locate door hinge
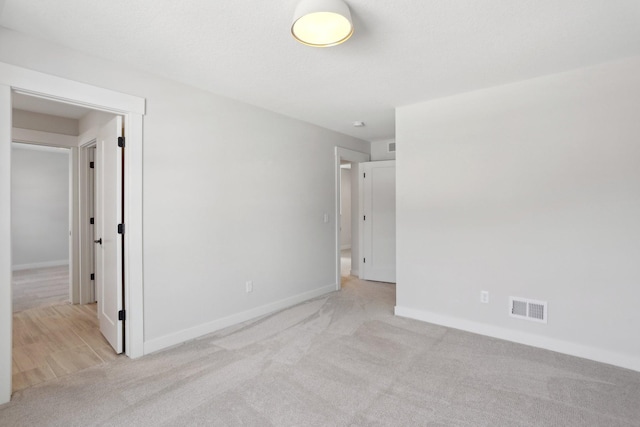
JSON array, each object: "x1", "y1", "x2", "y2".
[
  {"x1": 90, "y1": 273, "x2": 95, "y2": 281},
  {"x1": 118, "y1": 136, "x2": 125, "y2": 148},
  {"x1": 117, "y1": 223, "x2": 125, "y2": 234},
  {"x1": 363, "y1": 258, "x2": 366, "y2": 263},
  {"x1": 363, "y1": 172, "x2": 366, "y2": 178},
  {"x1": 363, "y1": 215, "x2": 366, "y2": 221},
  {"x1": 89, "y1": 161, "x2": 95, "y2": 169},
  {"x1": 118, "y1": 310, "x2": 126, "y2": 321},
  {"x1": 90, "y1": 217, "x2": 94, "y2": 225}
]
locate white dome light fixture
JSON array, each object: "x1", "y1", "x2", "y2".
[{"x1": 291, "y1": 0, "x2": 354, "y2": 47}]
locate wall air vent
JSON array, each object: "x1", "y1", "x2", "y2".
[
  {"x1": 388, "y1": 142, "x2": 396, "y2": 152},
  {"x1": 509, "y1": 297, "x2": 547, "y2": 323}
]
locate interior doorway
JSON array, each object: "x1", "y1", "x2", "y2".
[
  {"x1": 1, "y1": 63, "x2": 145, "y2": 404},
  {"x1": 334, "y1": 147, "x2": 370, "y2": 289},
  {"x1": 11, "y1": 142, "x2": 71, "y2": 312},
  {"x1": 10, "y1": 94, "x2": 132, "y2": 359},
  {"x1": 339, "y1": 162, "x2": 353, "y2": 284},
  {"x1": 9, "y1": 98, "x2": 121, "y2": 392}
]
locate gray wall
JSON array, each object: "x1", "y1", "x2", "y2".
[
  {"x1": 370, "y1": 139, "x2": 395, "y2": 161},
  {"x1": 11, "y1": 143, "x2": 70, "y2": 269},
  {"x1": 396, "y1": 56, "x2": 640, "y2": 371},
  {"x1": 0, "y1": 27, "x2": 369, "y2": 351}
]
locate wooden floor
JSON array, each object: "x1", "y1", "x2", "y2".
[
  {"x1": 12, "y1": 267, "x2": 120, "y2": 392},
  {"x1": 341, "y1": 248, "x2": 352, "y2": 281}
]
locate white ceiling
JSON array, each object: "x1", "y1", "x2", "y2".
[{"x1": 2, "y1": 0, "x2": 639, "y2": 142}]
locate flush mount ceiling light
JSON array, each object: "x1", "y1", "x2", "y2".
[{"x1": 291, "y1": 0, "x2": 354, "y2": 47}]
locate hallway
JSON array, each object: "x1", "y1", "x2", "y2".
[
  {"x1": 13, "y1": 302, "x2": 119, "y2": 392},
  {"x1": 340, "y1": 248, "x2": 351, "y2": 280},
  {"x1": 12, "y1": 267, "x2": 119, "y2": 392}
]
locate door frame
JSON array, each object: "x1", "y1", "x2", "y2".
[
  {"x1": 78, "y1": 140, "x2": 97, "y2": 305},
  {"x1": 334, "y1": 147, "x2": 370, "y2": 290},
  {"x1": 0, "y1": 62, "x2": 146, "y2": 403}
]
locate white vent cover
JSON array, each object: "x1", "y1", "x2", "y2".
[
  {"x1": 388, "y1": 142, "x2": 396, "y2": 152},
  {"x1": 509, "y1": 297, "x2": 547, "y2": 323}
]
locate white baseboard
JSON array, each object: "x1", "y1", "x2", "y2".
[
  {"x1": 340, "y1": 244, "x2": 351, "y2": 251},
  {"x1": 350, "y1": 269, "x2": 359, "y2": 277},
  {"x1": 144, "y1": 284, "x2": 337, "y2": 355},
  {"x1": 12, "y1": 260, "x2": 69, "y2": 271},
  {"x1": 394, "y1": 306, "x2": 640, "y2": 373}
]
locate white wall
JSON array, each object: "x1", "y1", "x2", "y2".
[
  {"x1": 78, "y1": 110, "x2": 115, "y2": 140},
  {"x1": 0, "y1": 84, "x2": 12, "y2": 403},
  {"x1": 395, "y1": 56, "x2": 640, "y2": 371},
  {"x1": 13, "y1": 109, "x2": 79, "y2": 136},
  {"x1": 11, "y1": 143, "x2": 70, "y2": 269},
  {"x1": 0, "y1": 27, "x2": 369, "y2": 352},
  {"x1": 340, "y1": 167, "x2": 351, "y2": 249},
  {"x1": 371, "y1": 139, "x2": 395, "y2": 161}
]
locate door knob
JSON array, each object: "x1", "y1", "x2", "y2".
[{"x1": 94, "y1": 238, "x2": 102, "y2": 245}]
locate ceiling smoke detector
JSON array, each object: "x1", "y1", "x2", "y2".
[{"x1": 352, "y1": 121, "x2": 365, "y2": 127}]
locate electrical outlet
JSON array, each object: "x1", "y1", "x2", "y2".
[
  {"x1": 480, "y1": 291, "x2": 489, "y2": 304},
  {"x1": 245, "y1": 281, "x2": 253, "y2": 293}
]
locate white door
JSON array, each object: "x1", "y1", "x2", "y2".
[
  {"x1": 95, "y1": 116, "x2": 124, "y2": 354},
  {"x1": 361, "y1": 160, "x2": 396, "y2": 283}
]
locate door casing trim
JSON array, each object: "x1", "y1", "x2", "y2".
[{"x1": 0, "y1": 62, "x2": 146, "y2": 404}]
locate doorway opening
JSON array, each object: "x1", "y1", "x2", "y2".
[
  {"x1": 11, "y1": 142, "x2": 71, "y2": 312},
  {"x1": 1, "y1": 64, "x2": 145, "y2": 403},
  {"x1": 339, "y1": 161, "x2": 353, "y2": 285},
  {"x1": 9, "y1": 96, "x2": 124, "y2": 392},
  {"x1": 334, "y1": 147, "x2": 370, "y2": 290}
]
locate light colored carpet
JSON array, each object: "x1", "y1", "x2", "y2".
[
  {"x1": 12, "y1": 266, "x2": 70, "y2": 312},
  {"x1": 2, "y1": 277, "x2": 639, "y2": 426}
]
